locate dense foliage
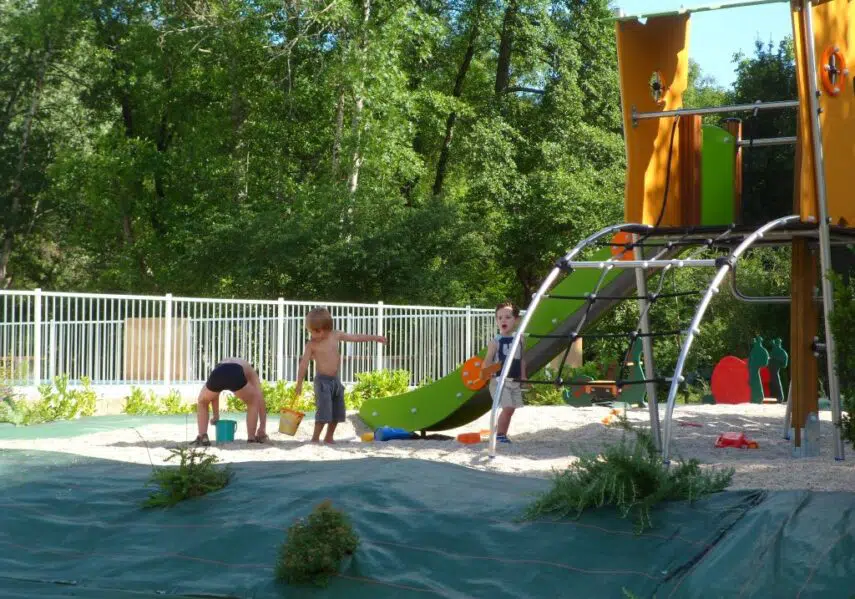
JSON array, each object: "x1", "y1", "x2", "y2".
[
  {"x1": 2, "y1": 0, "x2": 626, "y2": 306},
  {"x1": 3, "y1": 1, "x2": 824, "y2": 388}
]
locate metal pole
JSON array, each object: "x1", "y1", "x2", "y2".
[
  {"x1": 614, "y1": 0, "x2": 791, "y2": 21},
  {"x1": 737, "y1": 136, "x2": 797, "y2": 148},
  {"x1": 633, "y1": 100, "x2": 799, "y2": 123},
  {"x1": 277, "y1": 297, "x2": 285, "y2": 380},
  {"x1": 376, "y1": 301, "x2": 385, "y2": 371},
  {"x1": 632, "y1": 238, "x2": 662, "y2": 450},
  {"x1": 783, "y1": 380, "x2": 792, "y2": 440},
  {"x1": 804, "y1": 2, "x2": 844, "y2": 461},
  {"x1": 565, "y1": 258, "x2": 718, "y2": 269},
  {"x1": 164, "y1": 293, "x2": 173, "y2": 389},
  {"x1": 465, "y1": 305, "x2": 472, "y2": 356},
  {"x1": 33, "y1": 288, "x2": 41, "y2": 386}
]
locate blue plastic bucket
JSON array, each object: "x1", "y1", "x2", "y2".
[{"x1": 215, "y1": 419, "x2": 237, "y2": 443}]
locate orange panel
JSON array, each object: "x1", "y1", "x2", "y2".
[
  {"x1": 793, "y1": 0, "x2": 855, "y2": 225},
  {"x1": 616, "y1": 16, "x2": 691, "y2": 226}
]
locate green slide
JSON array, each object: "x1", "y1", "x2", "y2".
[{"x1": 359, "y1": 247, "x2": 645, "y2": 432}]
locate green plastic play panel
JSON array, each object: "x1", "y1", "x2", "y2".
[
  {"x1": 700, "y1": 124, "x2": 736, "y2": 226},
  {"x1": 359, "y1": 247, "x2": 624, "y2": 431}
]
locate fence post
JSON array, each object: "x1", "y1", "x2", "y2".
[
  {"x1": 163, "y1": 294, "x2": 173, "y2": 388},
  {"x1": 33, "y1": 288, "x2": 42, "y2": 387},
  {"x1": 376, "y1": 301, "x2": 384, "y2": 371},
  {"x1": 465, "y1": 305, "x2": 472, "y2": 357},
  {"x1": 277, "y1": 298, "x2": 285, "y2": 381}
]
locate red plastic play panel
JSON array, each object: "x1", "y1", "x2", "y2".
[
  {"x1": 711, "y1": 356, "x2": 750, "y2": 404},
  {"x1": 711, "y1": 356, "x2": 773, "y2": 404}
]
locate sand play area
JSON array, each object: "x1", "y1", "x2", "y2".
[{"x1": 1, "y1": 403, "x2": 853, "y2": 492}]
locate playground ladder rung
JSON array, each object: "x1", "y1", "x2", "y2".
[
  {"x1": 615, "y1": 377, "x2": 673, "y2": 388},
  {"x1": 561, "y1": 258, "x2": 718, "y2": 270},
  {"x1": 596, "y1": 239, "x2": 716, "y2": 250}
]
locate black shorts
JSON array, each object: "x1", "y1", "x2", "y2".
[{"x1": 205, "y1": 362, "x2": 248, "y2": 393}]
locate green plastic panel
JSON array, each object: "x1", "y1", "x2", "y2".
[
  {"x1": 700, "y1": 125, "x2": 737, "y2": 226},
  {"x1": 359, "y1": 247, "x2": 623, "y2": 431}
]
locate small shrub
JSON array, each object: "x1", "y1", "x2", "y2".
[
  {"x1": 123, "y1": 387, "x2": 194, "y2": 415},
  {"x1": 4, "y1": 375, "x2": 99, "y2": 425},
  {"x1": 144, "y1": 446, "x2": 232, "y2": 508},
  {"x1": 227, "y1": 380, "x2": 315, "y2": 413},
  {"x1": 345, "y1": 369, "x2": 410, "y2": 409},
  {"x1": 275, "y1": 500, "x2": 359, "y2": 587},
  {"x1": 523, "y1": 416, "x2": 733, "y2": 533},
  {"x1": 124, "y1": 387, "x2": 161, "y2": 415},
  {"x1": 160, "y1": 389, "x2": 194, "y2": 414}
]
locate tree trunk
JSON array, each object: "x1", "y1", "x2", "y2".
[
  {"x1": 347, "y1": 0, "x2": 371, "y2": 196},
  {"x1": 494, "y1": 0, "x2": 518, "y2": 96},
  {"x1": 433, "y1": 5, "x2": 481, "y2": 197},
  {"x1": 332, "y1": 89, "x2": 345, "y2": 177},
  {"x1": 0, "y1": 45, "x2": 51, "y2": 287}
]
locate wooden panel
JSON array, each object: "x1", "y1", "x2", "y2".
[
  {"x1": 723, "y1": 119, "x2": 744, "y2": 224},
  {"x1": 792, "y1": 0, "x2": 855, "y2": 225},
  {"x1": 679, "y1": 115, "x2": 703, "y2": 226},
  {"x1": 616, "y1": 15, "x2": 691, "y2": 226},
  {"x1": 123, "y1": 318, "x2": 188, "y2": 381},
  {"x1": 789, "y1": 239, "x2": 818, "y2": 446}
]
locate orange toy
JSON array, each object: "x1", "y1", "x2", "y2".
[
  {"x1": 610, "y1": 231, "x2": 635, "y2": 261},
  {"x1": 715, "y1": 432, "x2": 759, "y2": 449},
  {"x1": 457, "y1": 432, "x2": 482, "y2": 444},
  {"x1": 461, "y1": 356, "x2": 501, "y2": 390}
]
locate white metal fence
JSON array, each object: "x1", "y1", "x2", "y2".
[{"x1": 0, "y1": 290, "x2": 497, "y2": 388}]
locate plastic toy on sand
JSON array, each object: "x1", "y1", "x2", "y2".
[
  {"x1": 715, "y1": 432, "x2": 758, "y2": 449},
  {"x1": 461, "y1": 355, "x2": 501, "y2": 391}
]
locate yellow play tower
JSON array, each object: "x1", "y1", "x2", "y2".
[{"x1": 488, "y1": 0, "x2": 855, "y2": 462}]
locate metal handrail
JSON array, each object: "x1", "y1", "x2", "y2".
[
  {"x1": 660, "y1": 214, "x2": 800, "y2": 463},
  {"x1": 632, "y1": 100, "x2": 799, "y2": 124}
]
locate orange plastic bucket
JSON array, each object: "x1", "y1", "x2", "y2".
[{"x1": 279, "y1": 408, "x2": 305, "y2": 436}]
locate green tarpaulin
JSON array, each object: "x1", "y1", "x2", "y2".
[{"x1": 1, "y1": 446, "x2": 853, "y2": 598}]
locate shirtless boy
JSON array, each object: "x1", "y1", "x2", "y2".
[
  {"x1": 193, "y1": 358, "x2": 268, "y2": 446},
  {"x1": 295, "y1": 307, "x2": 387, "y2": 443}
]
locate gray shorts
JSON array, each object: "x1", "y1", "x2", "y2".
[{"x1": 313, "y1": 374, "x2": 346, "y2": 423}]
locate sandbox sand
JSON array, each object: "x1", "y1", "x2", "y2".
[{"x1": 1, "y1": 404, "x2": 853, "y2": 491}]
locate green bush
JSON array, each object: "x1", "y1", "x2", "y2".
[
  {"x1": 830, "y1": 272, "x2": 855, "y2": 446},
  {"x1": 144, "y1": 446, "x2": 232, "y2": 508},
  {"x1": 275, "y1": 500, "x2": 359, "y2": 587},
  {"x1": 524, "y1": 416, "x2": 733, "y2": 533},
  {"x1": 345, "y1": 369, "x2": 410, "y2": 409},
  {"x1": 226, "y1": 380, "x2": 315, "y2": 414},
  {"x1": 1, "y1": 375, "x2": 98, "y2": 426},
  {"x1": 123, "y1": 387, "x2": 194, "y2": 415}
]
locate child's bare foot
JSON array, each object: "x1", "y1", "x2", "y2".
[
  {"x1": 323, "y1": 438, "x2": 336, "y2": 445},
  {"x1": 310, "y1": 438, "x2": 321, "y2": 444}
]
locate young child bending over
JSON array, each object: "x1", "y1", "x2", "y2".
[
  {"x1": 295, "y1": 307, "x2": 387, "y2": 444},
  {"x1": 484, "y1": 301, "x2": 528, "y2": 443},
  {"x1": 193, "y1": 358, "x2": 268, "y2": 446}
]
